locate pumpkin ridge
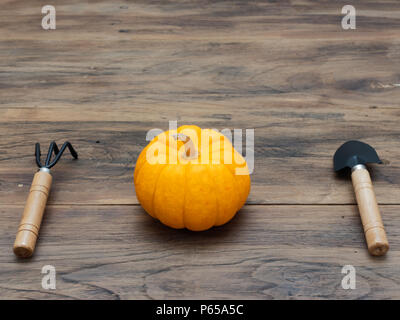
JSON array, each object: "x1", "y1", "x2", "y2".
[
  {"x1": 134, "y1": 155, "x2": 148, "y2": 183},
  {"x1": 208, "y1": 165, "x2": 220, "y2": 227},
  {"x1": 134, "y1": 138, "x2": 164, "y2": 183},
  {"x1": 151, "y1": 164, "x2": 168, "y2": 221},
  {"x1": 223, "y1": 162, "x2": 243, "y2": 212},
  {"x1": 182, "y1": 163, "x2": 188, "y2": 229}
]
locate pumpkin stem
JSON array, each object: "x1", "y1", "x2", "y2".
[{"x1": 174, "y1": 133, "x2": 198, "y2": 159}]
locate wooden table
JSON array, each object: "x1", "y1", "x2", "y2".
[{"x1": 1, "y1": 0, "x2": 400, "y2": 299}]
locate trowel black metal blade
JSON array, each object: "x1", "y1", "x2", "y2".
[{"x1": 333, "y1": 140, "x2": 382, "y2": 171}]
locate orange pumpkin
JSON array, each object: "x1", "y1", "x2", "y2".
[{"x1": 134, "y1": 125, "x2": 250, "y2": 231}]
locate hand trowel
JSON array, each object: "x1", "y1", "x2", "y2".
[{"x1": 334, "y1": 140, "x2": 389, "y2": 256}]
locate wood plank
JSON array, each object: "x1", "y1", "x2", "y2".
[
  {"x1": 0, "y1": 119, "x2": 399, "y2": 205},
  {"x1": 0, "y1": 0, "x2": 399, "y2": 113},
  {"x1": 0, "y1": 204, "x2": 399, "y2": 299},
  {"x1": 1, "y1": 36, "x2": 400, "y2": 114}
]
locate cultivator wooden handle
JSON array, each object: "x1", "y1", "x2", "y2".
[
  {"x1": 351, "y1": 165, "x2": 389, "y2": 256},
  {"x1": 13, "y1": 169, "x2": 52, "y2": 258}
]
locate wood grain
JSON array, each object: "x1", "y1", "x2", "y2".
[
  {"x1": 0, "y1": 0, "x2": 400, "y2": 299},
  {"x1": 1, "y1": 204, "x2": 400, "y2": 299}
]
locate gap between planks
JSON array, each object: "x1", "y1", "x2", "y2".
[{"x1": 1, "y1": 203, "x2": 400, "y2": 208}]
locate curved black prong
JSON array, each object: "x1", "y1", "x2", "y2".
[
  {"x1": 45, "y1": 141, "x2": 57, "y2": 167},
  {"x1": 35, "y1": 143, "x2": 43, "y2": 168},
  {"x1": 47, "y1": 141, "x2": 78, "y2": 169},
  {"x1": 53, "y1": 142, "x2": 60, "y2": 155},
  {"x1": 66, "y1": 142, "x2": 78, "y2": 159}
]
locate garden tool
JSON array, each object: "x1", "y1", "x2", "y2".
[
  {"x1": 13, "y1": 141, "x2": 78, "y2": 258},
  {"x1": 333, "y1": 140, "x2": 389, "y2": 256}
]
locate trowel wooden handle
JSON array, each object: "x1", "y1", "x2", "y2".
[
  {"x1": 351, "y1": 167, "x2": 389, "y2": 256},
  {"x1": 13, "y1": 170, "x2": 52, "y2": 258}
]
